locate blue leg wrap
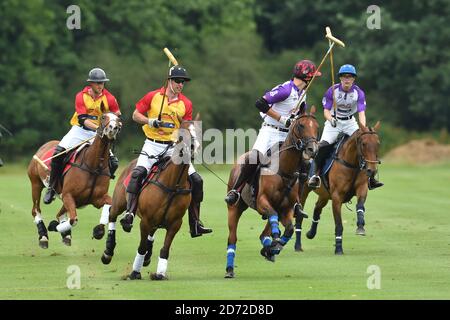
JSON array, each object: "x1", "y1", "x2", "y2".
[
  {"x1": 226, "y1": 244, "x2": 236, "y2": 269},
  {"x1": 269, "y1": 215, "x2": 280, "y2": 237},
  {"x1": 261, "y1": 236, "x2": 272, "y2": 247},
  {"x1": 280, "y1": 235, "x2": 291, "y2": 246}
]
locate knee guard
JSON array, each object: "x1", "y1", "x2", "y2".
[
  {"x1": 189, "y1": 172, "x2": 203, "y2": 203},
  {"x1": 126, "y1": 166, "x2": 147, "y2": 194}
]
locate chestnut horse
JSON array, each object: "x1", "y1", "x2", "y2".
[
  {"x1": 294, "y1": 122, "x2": 381, "y2": 254},
  {"x1": 97, "y1": 129, "x2": 192, "y2": 281},
  {"x1": 27, "y1": 113, "x2": 122, "y2": 248},
  {"x1": 225, "y1": 105, "x2": 319, "y2": 278}
]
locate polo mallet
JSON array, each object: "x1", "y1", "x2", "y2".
[
  {"x1": 32, "y1": 136, "x2": 94, "y2": 171},
  {"x1": 292, "y1": 26, "x2": 345, "y2": 114},
  {"x1": 326, "y1": 27, "x2": 339, "y2": 120},
  {"x1": 155, "y1": 48, "x2": 179, "y2": 129}
]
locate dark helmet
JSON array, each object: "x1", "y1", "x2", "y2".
[
  {"x1": 293, "y1": 60, "x2": 321, "y2": 81},
  {"x1": 87, "y1": 68, "x2": 109, "y2": 82},
  {"x1": 338, "y1": 64, "x2": 357, "y2": 77},
  {"x1": 168, "y1": 65, "x2": 191, "y2": 81}
]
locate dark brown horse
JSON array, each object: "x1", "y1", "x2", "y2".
[
  {"x1": 294, "y1": 122, "x2": 381, "y2": 254},
  {"x1": 27, "y1": 113, "x2": 122, "y2": 248},
  {"x1": 97, "y1": 128, "x2": 192, "y2": 281},
  {"x1": 225, "y1": 105, "x2": 319, "y2": 278}
]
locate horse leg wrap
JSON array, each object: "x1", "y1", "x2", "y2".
[
  {"x1": 156, "y1": 257, "x2": 168, "y2": 276},
  {"x1": 100, "y1": 204, "x2": 111, "y2": 225},
  {"x1": 132, "y1": 251, "x2": 147, "y2": 273},
  {"x1": 36, "y1": 220, "x2": 48, "y2": 237},
  {"x1": 226, "y1": 244, "x2": 236, "y2": 269},
  {"x1": 105, "y1": 230, "x2": 116, "y2": 256},
  {"x1": 269, "y1": 215, "x2": 280, "y2": 239},
  {"x1": 261, "y1": 236, "x2": 272, "y2": 247},
  {"x1": 56, "y1": 220, "x2": 72, "y2": 233},
  {"x1": 356, "y1": 204, "x2": 365, "y2": 227}
]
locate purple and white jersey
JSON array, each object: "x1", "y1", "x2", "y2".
[
  {"x1": 322, "y1": 84, "x2": 366, "y2": 118},
  {"x1": 260, "y1": 80, "x2": 306, "y2": 127}
]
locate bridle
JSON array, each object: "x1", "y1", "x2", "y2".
[
  {"x1": 356, "y1": 130, "x2": 381, "y2": 172},
  {"x1": 280, "y1": 114, "x2": 318, "y2": 155}
]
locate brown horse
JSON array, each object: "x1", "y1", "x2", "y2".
[
  {"x1": 225, "y1": 105, "x2": 319, "y2": 278},
  {"x1": 27, "y1": 113, "x2": 122, "y2": 248},
  {"x1": 294, "y1": 122, "x2": 381, "y2": 254},
  {"x1": 97, "y1": 129, "x2": 192, "y2": 281}
]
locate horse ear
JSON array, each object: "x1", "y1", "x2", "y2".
[
  {"x1": 299, "y1": 101, "x2": 306, "y2": 115},
  {"x1": 100, "y1": 101, "x2": 106, "y2": 114},
  {"x1": 194, "y1": 112, "x2": 201, "y2": 121},
  {"x1": 309, "y1": 105, "x2": 316, "y2": 115},
  {"x1": 373, "y1": 120, "x2": 381, "y2": 131}
]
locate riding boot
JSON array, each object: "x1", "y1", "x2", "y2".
[
  {"x1": 109, "y1": 150, "x2": 119, "y2": 179},
  {"x1": 224, "y1": 151, "x2": 260, "y2": 206},
  {"x1": 43, "y1": 146, "x2": 66, "y2": 204},
  {"x1": 308, "y1": 142, "x2": 330, "y2": 189},
  {"x1": 120, "y1": 166, "x2": 147, "y2": 232},
  {"x1": 368, "y1": 177, "x2": 384, "y2": 190},
  {"x1": 188, "y1": 200, "x2": 212, "y2": 238},
  {"x1": 189, "y1": 172, "x2": 212, "y2": 237}
]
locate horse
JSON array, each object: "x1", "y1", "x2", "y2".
[
  {"x1": 225, "y1": 105, "x2": 319, "y2": 278},
  {"x1": 27, "y1": 112, "x2": 122, "y2": 248},
  {"x1": 96, "y1": 127, "x2": 192, "y2": 281},
  {"x1": 294, "y1": 122, "x2": 382, "y2": 254}
]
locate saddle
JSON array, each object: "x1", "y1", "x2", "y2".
[
  {"x1": 42, "y1": 144, "x2": 90, "y2": 185},
  {"x1": 123, "y1": 156, "x2": 172, "y2": 192}
]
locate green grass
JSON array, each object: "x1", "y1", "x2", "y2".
[{"x1": 0, "y1": 162, "x2": 449, "y2": 300}]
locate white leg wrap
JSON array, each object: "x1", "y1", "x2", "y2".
[
  {"x1": 147, "y1": 235, "x2": 155, "y2": 242},
  {"x1": 34, "y1": 213, "x2": 43, "y2": 224},
  {"x1": 56, "y1": 220, "x2": 72, "y2": 233},
  {"x1": 108, "y1": 222, "x2": 116, "y2": 231},
  {"x1": 100, "y1": 204, "x2": 111, "y2": 225},
  {"x1": 156, "y1": 257, "x2": 168, "y2": 275},
  {"x1": 132, "y1": 251, "x2": 146, "y2": 272}
]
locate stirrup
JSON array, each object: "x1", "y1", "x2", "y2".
[{"x1": 224, "y1": 190, "x2": 240, "y2": 206}]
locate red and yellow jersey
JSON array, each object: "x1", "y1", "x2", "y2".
[
  {"x1": 70, "y1": 86, "x2": 120, "y2": 127},
  {"x1": 135, "y1": 87, "x2": 193, "y2": 141}
]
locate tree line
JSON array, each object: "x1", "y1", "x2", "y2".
[{"x1": 0, "y1": 0, "x2": 448, "y2": 160}]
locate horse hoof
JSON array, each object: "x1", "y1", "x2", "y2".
[
  {"x1": 48, "y1": 220, "x2": 59, "y2": 232},
  {"x1": 294, "y1": 244, "x2": 303, "y2": 252},
  {"x1": 356, "y1": 227, "x2": 366, "y2": 236},
  {"x1": 143, "y1": 259, "x2": 151, "y2": 267},
  {"x1": 39, "y1": 236, "x2": 49, "y2": 249},
  {"x1": 92, "y1": 225, "x2": 105, "y2": 240},
  {"x1": 335, "y1": 249, "x2": 344, "y2": 255},
  {"x1": 101, "y1": 253, "x2": 112, "y2": 265},
  {"x1": 150, "y1": 273, "x2": 168, "y2": 281},
  {"x1": 224, "y1": 271, "x2": 235, "y2": 279},
  {"x1": 62, "y1": 235, "x2": 72, "y2": 246},
  {"x1": 127, "y1": 271, "x2": 142, "y2": 280},
  {"x1": 306, "y1": 231, "x2": 315, "y2": 239},
  {"x1": 260, "y1": 247, "x2": 276, "y2": 262}
]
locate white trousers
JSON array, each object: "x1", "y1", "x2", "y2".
[
  {"x1": 252, "y1": 125, "x2": 289, "y2": 155},
  {"x1": 320, "y1": 118, "x2": 359, "y2": 144},
  {"x1": 59, "y1": 126, "x2": 96, "y2": 149},
  {"x1": 136, "y1": 139, "x2": 195, "y2": 175}
]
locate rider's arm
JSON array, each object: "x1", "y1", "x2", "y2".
[
  {"x1": 358, "y1": 111, "x2": 366, "y2": 127},
  {"x1": 266, "y1": 108, "x2": 282, "y2": 122},
  {"x1": 132, "y1": 109, "x2": 150, "y2": 125},
  {"x1": 323, "y1": 109, "x2": 334, "y2": 122}
]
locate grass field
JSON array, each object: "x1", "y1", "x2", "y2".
[{"x1": 0, "y1": 162, "x2": 449, "y2": 300}]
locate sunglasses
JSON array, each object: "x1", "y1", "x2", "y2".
[{"x1": 173, "y1": 78, "x2": 186, "y2": 84}]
